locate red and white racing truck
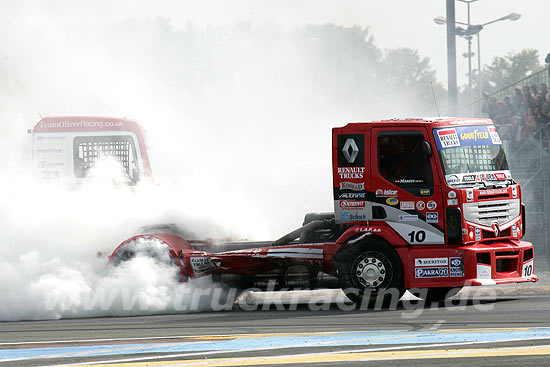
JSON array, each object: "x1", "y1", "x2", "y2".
[
  {"x1": 110, "y1": 117, "x2": 537, "y2": 304},
  {"x1": 25, "y1": 116, "x2": 152, "y2": 188}
]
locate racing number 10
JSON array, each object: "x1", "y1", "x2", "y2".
[
  {"x1": 408, "y1": 230, "x2": 426, "y2": 243},
  {"x1": 523, "y1": 262, "x2": 533, "y2": 277}
]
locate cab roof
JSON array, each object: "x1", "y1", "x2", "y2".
[{"x1": 335, "y1": 117, "x2": 494, "y2": 131}]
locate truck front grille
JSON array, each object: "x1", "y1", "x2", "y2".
[{"x1": 463, "y1": 199, "x2": 520, "y2": 226}]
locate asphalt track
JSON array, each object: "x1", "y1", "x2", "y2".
[{"x1": 2, "y1": 274, "x2": 550, "y2": 367}]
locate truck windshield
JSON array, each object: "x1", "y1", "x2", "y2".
[
  {"x1": 433, "y1": 125, "x2": 510, "y2": 184},
  {"x1": 438, "y1": 144, "x2": 508, "y2": 175},
  {"x1": 73, "y1": 135, "x2": 140, "y2": 183}
]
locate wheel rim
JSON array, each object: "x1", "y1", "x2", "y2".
[{"x1": 351, "y1": 251, "x2": 393, "y2": 292}]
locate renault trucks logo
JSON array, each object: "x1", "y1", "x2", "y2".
[
  {"x1": 342, "y1": 139, "x2": 359, "y2": 163},
  {"x1": 337, "y1": 134, "x2": 364, "y2": 167},
  {"x1": 436, "y1": 128, "x2": 460, "y2": 148},
  {"x1": 492, "y1": 222, "x2": 500, "y2": 237}
]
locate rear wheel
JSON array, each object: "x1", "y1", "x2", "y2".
[{"x1": 336, "y1": 239, "x2": 405, "y2": 307}]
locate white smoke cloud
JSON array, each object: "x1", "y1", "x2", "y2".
[{"x1": 0, "y1": 2, "x2": 440, "y2": 321}]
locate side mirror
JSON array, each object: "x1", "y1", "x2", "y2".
[{"x1": 423, "y1": 140, "x2": 433, "y2": 158}]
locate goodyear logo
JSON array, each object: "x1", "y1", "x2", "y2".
[{"x1": 460, "y1": 129, "x2": 489, "y2": 141}]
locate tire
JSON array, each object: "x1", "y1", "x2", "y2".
[
  {"x1": 420, "y1": 287, "x2": 463, "y2": 303},
  {"x1": 336, "y1": 239, "x2": 405, "y2": 307}
]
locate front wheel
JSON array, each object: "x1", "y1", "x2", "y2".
[{"x1": 336, "y1": 239, "x2": 405, "y2": 307}]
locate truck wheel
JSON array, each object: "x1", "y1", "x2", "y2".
[
  {"x1": 336, "y1": 240, "x2": 405, "y2": 307},
  {"x1": 419, "y1": 287, "x2": 462, "y2": 303}
]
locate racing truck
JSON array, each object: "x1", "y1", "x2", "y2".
[
  {"x1": 110, "y1": 117, "x2": 538, "y2": 305},
  {"x1": 24, "y1": 116, "x2": 153, "y2": 188}
]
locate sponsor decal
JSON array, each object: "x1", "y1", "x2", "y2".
[
  {"x1": 475, "y1": 227, "x2": 481, "y2": 241},
  {"x1": 340, "y1": 182, "x2": 364, "y2": 191},
  {"x1": 460, "y1": 129, "x2": 489, "y2": 141},
  {"x1": 448, "y1": 191, "x2": 457, "y2": 199},
  {"x1": 466, "y1": 189, "x2": 474, "y2": 202},
  {"x1": 39, "y1": 120, "x2": 125, "y2": 129},
  {"x1": 511, "y1": 186, "x2": 517, "y2": 198},
  {"x1": 190, "y1": 256, "x2": 214, "y2": 274},
  {"x1": 386, "y1": 197, "x2": 399, "y2": 206},
  {"x1": 426, "y1": 200, "x2": 437, "y2": 210},
  {"x1": 512, "y1": 224, "x2": 517, "y2": 237},
  {"x1": 400, "y1": 201, "x2": 415, "y2": 210},
  {"x1": 415, "y1": 257, "x2": 448, "y2": 267},
  {"x1": 357, "y1": 227, "x2": 382, "y2": 233},
  {"x1": 420, "y1": 188, "x2": 431, "y2": 196},
  {"x1": 450, "y1": 257, "x2": 464, "y2": 277},
  {"x1": 483, "y1": 188, "x2": 508, "y2": 195},
  {"x1": 339, "y1": 192, "x2": 365, "y2": 199},
  {"x1": 436, "y1": 128, "x2": 460, "y2": 148},
  {"x1": 447, "y1": 175, "x2": 460, "y2": 184},
  {"x1": 36, "y1": 135, "x2": 65, "y2": 141},
  {"x1": 486, "y1": 173, "x2": 497, "y2": 181},
  {"x1": 340, "y1": 200, "x2": 366, "y2": 209},
  {"x1": 488, "y1": 126, "x2": 502, "y2": 144},
  {"x1": 415, "y1": 267, "x2": 449, "y2": 278},
  {"x1": 477, "y1": 264, "x2": 492, "y2": 279},
  {"x1": 447, "y1": 198, "x2": 458, "y2": 206},
  {"x1": 463, "y1": 175, "x2": 476, "y2": 183},
  {"x1": 426, "y1": 212, "x2": 438, "y2": 223},
  {"x1": 337, "y1": 134, "x2": 365, "y2": 167},
  {"x1": 395, "y1": 178, "x2": 424, "y2": 184},
  {"x1": 340, "y1": 212, "x2": 367, "y2": 221},
  {"x1": 416, "y1": 201, "x2": 425, "y2": 211},
  {"x1": 36, "y1": 148, "x2": 63, "y2": 153},
  {"x1": 38, "y1": 161, "x2": 65, "y2": 168},
  {"x1": 376, "y1": 189, "x2": 398, "y2": 197},
  {"x1": 337, "y1": 167, "x2": 365, "y2": 179},
  {"x1": 494, "y1": 172, "x2": 507, "y2": 180},
  {"x1": 398, "y1": 214, "x2": 418, "y2": 221}
]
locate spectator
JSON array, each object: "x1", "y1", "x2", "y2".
[
  {"x1": 540, "y1": 83, "x2": 548, "y2": 100},
  {"x1": 513, "y1": 87, "x2": 527, "y2": 117},
  {"x1": 543, "y1": 93, "x2": 550, "y2": 116},
  {"x1": 531, "y1": 84, "x2": 539, "y2": 98},
  {"x1": 484, "y1": 96, "x2": 498, "y2": 121},
  {"x1": 514, "y1": 106, "x2": 537, "y2": 144},
  {"x1": 502, "y1": 95, "x2": 516, "y2": 123},
  {"x1": 523, "y1": 87, "x2": 535, "y2": 109},
  {"x1": 534, "y1": 105, "x2": 548, "y2": 125}
]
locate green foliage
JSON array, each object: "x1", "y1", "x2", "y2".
[{"x1": 482, "y1": 49, "x2": 543, "y2": 92}]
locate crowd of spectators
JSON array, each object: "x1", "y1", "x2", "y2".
[{"x1": 483, "y1": 82, "x2": 550, "y2": 144}]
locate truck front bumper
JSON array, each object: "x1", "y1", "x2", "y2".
[{"x1": 398, "y1": 240, "x2": 538, "y2": 289}]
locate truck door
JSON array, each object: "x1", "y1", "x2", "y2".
[{"x1": 371, "y1": 127, "x2": 444, "y2": 245}]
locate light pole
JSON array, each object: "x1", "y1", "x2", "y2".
[{"x1": 435, "y1": 6, "x2": 521, "y2": 112}]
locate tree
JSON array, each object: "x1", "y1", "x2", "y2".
[
  {"x1": 482, "y1": 49, "x2": 543, "y2": 93},
  {"x1": 380, "y1": 48, "x2": 446, "y2": 115}
]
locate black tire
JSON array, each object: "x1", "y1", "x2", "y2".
[
  {"x1": 420, "y1": 287, "x2": 463, "y2": 303},
  {"x1": 335, "y1": 239, "x2": 405, "y2": 307}
]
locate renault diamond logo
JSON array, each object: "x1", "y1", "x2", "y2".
[
  {"x1": 342, "y1": 138, "x2": 359, "y2": 163},
  {"x1": 492, "y1": 222, "x2": 500, "y2": 237}
]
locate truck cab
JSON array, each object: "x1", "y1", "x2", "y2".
[
  {"x1": 25, "y1": 116, "x2": 152, "y2": 188},
  {"x1": 332, "y1": 117, "x2": 535, "y2": 291}
]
